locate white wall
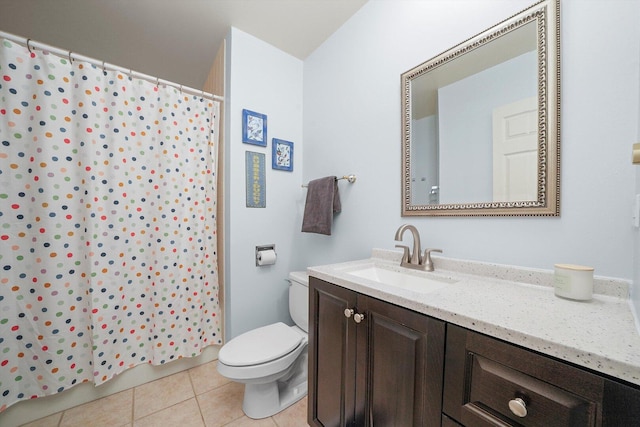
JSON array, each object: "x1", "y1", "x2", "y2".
[
  {"x1": 300, "y1": 0, "x2": 640, "y2": 286},
  {"x1": 225, "y1": 28, "x2": 304, "y2": 339}
]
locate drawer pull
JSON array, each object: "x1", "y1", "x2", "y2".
[
  {"x1": 508, "y1": 397, "x2": 528, "y2": 418},
  {"x1": 344, "y1": 308, "x2": 354, "y2": 318},
  {"x1": 354, "y1": 313, "x2": 366, "y2": 323}
]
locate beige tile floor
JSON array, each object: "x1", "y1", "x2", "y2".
[{"x1": 20, "y1": 360, "x2": 308, "y2": 427}]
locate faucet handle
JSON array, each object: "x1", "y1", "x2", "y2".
[
  {"x1": 421, "y1": 248, "x2": 442, "y2": 271},
  {"x1": 395, "y1": 245, "x2": 411, "y2": 264}
]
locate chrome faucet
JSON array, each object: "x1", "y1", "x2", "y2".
[{"x1": 394, "y1": 224, "x2": 442, "y2": 271}]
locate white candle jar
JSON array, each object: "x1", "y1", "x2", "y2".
[{"x1": 554, "y1": 264, "x2": 594, "y2": 301}]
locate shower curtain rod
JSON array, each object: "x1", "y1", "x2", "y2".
[{"x1": 0, "y1": 30, "x2": 224, "y2": 102}]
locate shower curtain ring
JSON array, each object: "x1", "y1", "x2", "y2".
[
  {"x1": 26, "y1": 38, "x2": 32, "y2": 53},
  {"x1": 68, "y1": 51, "x2": 73, "y2": 64},
  {"x1": 102, "y1": 60, "x2": 106, "y2": 73},
  {"x1": 180, "y1": 85, "x2": 183, "y2": 94},
  {"x1": 156, "y1": 77, "x2": 160, "y2": 88}
]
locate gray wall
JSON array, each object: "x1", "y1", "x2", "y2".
[
  {"x1": 299, "y1": 0, "x2": 639, "y2": 286},
  {"x1": 225, "y1": 28, "x2": 304, "y2": 339},
  {"x1": 223, "y1": 0, "x2": 640, "y2": 339}
]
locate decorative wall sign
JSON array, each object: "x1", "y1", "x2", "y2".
[
  {"x1": 246, "y1": 151, "x2": 266, "y2": 208},
  {"x1": 242, "y1": 109, "x2": 267, "y2": 146},
  {"x1": 272, "y1": 138, "x2": 294, "y2": 172}
]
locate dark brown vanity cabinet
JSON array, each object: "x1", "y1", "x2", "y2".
[
  {"x1": 443, "y1": 324, "x2": 640, "y2": 427},
  {"x1": 308, "y1": 277, "x2": 446, "y2": 427},
  {"x1": 308, "y1": 277, "x2": 640, "y2": 426}
]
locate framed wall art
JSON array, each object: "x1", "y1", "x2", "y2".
[
  {"x1": 272, "y1": 138, "x2": 294, "y2": 172},
  {"x1": 242, "y1": 109, "x2": 267, "y2": 146},
  {"x1": 245, "y1": 151, "x2": 266, "y2": 208}
]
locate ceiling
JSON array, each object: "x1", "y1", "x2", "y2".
[{"x1": 0, "y1": 0, "x2": 368, "y2": 89}]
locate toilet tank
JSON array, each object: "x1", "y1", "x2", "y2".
[{"x1": 288, "y1": 271, "x2": 309, "y2": 332}]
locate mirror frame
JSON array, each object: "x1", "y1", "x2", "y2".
[{"x1": 401, "y1": 0, "x2": 560, "y2": 217}]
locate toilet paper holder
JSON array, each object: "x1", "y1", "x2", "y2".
[{"x1": 256, "y1": 244, "x2": 277, "y2": 266}]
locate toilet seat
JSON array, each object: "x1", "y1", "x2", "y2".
[{"x1": 219, "y1": 322, "x2": 303, "y2": 367}]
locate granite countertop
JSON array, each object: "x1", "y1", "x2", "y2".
[{"x1": 308, "y1": 249, "x2": 640, "y2": 387}]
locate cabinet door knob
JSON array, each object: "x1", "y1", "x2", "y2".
[
  {"x1": 344, "y1": 308, "x2": 354, "y2": 318},
  {"x1": 354, "y1": 313, "x2": 365, "y2": 323},
  {"x1": 508, "y1": 397, "x2": 527, "y2": 417}
]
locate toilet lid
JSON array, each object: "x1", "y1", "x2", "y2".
[{"x1": 218, "y1": 322, "x2": 303, "y2": 367}]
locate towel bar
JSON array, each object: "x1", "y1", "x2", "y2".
[{"x1": 302, "y1": 174, "x2": 356, "y2": 188}]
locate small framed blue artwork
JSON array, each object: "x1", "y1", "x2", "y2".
[
  {"x1": 242, "y1": 109, "x2": 267, "y2": 146},
  {"x1": 272, "y1": 139, "x2": 294, "y2": 172},
  {"x1": 246, "y1": 151, "x2": 266, "y2": 208}
]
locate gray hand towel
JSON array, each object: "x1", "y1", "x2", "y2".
[{"x1": 301, "y1": 176, "x2": 341, "y2": 235}]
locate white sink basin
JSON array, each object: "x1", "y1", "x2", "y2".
[{"x1": 346, "y1": 265, "x2": 456, "y2": 293}]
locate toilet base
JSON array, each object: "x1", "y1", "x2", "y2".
[
  {"x1": 241, "y1": 350, "x2": 308, "y2": 419},
  {"x1": 242, "y1": 377, "x2": 307, "y2": 419}
]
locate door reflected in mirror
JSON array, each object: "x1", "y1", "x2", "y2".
[{"x1": 402, "y1": 0, "x2": 560, "y2": 216}]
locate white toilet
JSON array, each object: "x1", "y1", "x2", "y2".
[{"x1": 217, "y1": 271, "x2": 309, "y2": 419}]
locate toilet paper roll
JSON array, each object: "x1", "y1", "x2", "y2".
[{"x1": 257, "y1": 249, "x2": 277, "y2": 266}]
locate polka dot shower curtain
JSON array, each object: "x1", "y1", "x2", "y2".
[{"x1": 0, "y1": 38, "x2": 222, "y2": 411}]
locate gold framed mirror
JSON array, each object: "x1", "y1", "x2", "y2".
[{"x1": 401, "y1": 0, "x2": 560, "y2": 216}]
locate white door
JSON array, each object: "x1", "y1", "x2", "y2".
[{"x1": 492, "y1": 97, "x2": 538, "y2": 202}]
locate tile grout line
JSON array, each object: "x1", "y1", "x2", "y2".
[
  {"x1": 131, "y1": 372, "x2": 195, "y2": 424},
  {"x1": 58, "y1": 408, "x2": 66, "y2": 427},
  {"x1": 186, "y1": 367, "x2": 207, "y2": 426},
  {"x1": 131, "y1": 384, "x2": 136, "y2": 425}
]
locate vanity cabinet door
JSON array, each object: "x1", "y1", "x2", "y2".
[
  {"x1": 308, "y1": 277, "x2": 358, "y2": 427},
  {"x1": 309, "y1": 277, "x2": 446, "y2": 427},
  {"x1": 357, "y1": 295, "x2": 445, "y2": 426},
  {"x1": 602, "y1": 378, "x2": 640, "y2": 426}
]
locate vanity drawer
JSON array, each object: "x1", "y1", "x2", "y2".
[
  {"x1": 443, "y1": 325, "x2": 604, "y2": 427},
  {"x1": 463, "y1": 354, "x2": 596, "y2": 426}
]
